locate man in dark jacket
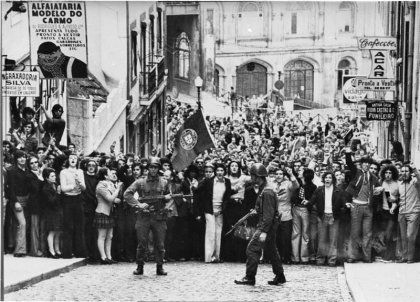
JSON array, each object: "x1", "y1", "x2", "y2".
[
  {"x1": 235, "y1": 163, "x2": 286, "y2": 286},
  {"x1": 344, "y1": 147, "x2": 381, "y2": 263},
  {"x1": 196, "y1": 163, "x2": 232, "y2": 263},
  {"x1": 306, "y1": 172, "x2": 349, "y2": 266}
]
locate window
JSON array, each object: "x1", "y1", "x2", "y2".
[
  {"x1": 176, "y1": 32, "x2": 190, "y2": 79},
  {"x1": 337, "y1": 59, "x2": 351, "y2": 90},
  {"x1": 291, "y1": 13, "x2": 297, "y2": 34},
  {"x1": 238, "y1": 2, "x2": 264, "y2": 38},
  {"x1": 141, "y1": 23, "x2": 147, "y2": 94},
  {"x1": 287, "y1": 2, "x2": 312, "y2": 36},
  {"x1": 150, "y1": 15, "x2": 155, "y2": 58},
  {"x1": 130, "y1": 29, "x2": 138, "y2": 87},
  {"x1": 338, "y1": 2, "x2": 355, "y2": 33},
  {"x1": 284, "y1": 60, "x2": 314, "y2": 101},
  {"x1": 157, "y1": 9, "x2": 162, "y2": 50}
]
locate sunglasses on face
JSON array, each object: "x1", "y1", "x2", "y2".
[
  {"x1": 87, "y1": 164, "x2": 96, "y2": 167},
  {"x1": 30, "y1": 161, "x2": 38, "y2": 164}
]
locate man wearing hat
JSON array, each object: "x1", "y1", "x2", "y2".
[
  {"x1": 124, "y1": 157, "x2": 171, "y2": 276},
  {"x1": 35, "y1": 41, "x2": 87, "y2": 79}
]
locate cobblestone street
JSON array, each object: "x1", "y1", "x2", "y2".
[{"x1": 6, "y1": 262, "x2": 352, "y2": 301}]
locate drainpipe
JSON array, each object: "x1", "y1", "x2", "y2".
[
  {"x1": 126, "y1": 1, "x2": 130, "y2": 153},
  {"x1": 404, "y1": 2, "x2": 415, "y2": 160}
]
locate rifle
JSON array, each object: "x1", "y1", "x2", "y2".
[
  {"x1": 225, "y1": 209, "x2": 257, "y2": 236},
  {"x1": 135, "y1": 194, "x2": 193, "y2": 213}
]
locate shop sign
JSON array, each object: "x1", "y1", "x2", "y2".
[
  {"x1": 28, "y1": 1, "x2": 88, "y2": 79},
  {"x1": 355, "y1": 77, "x2": 396, "y2": 91},
  {"x1": 357, "y1": 37, "x2": 397, "y2": 50},
  {"x1": 365, "y1": 101, "x2": 396, "y2": 121},
  {"x1": 1, "y1": 71, "x2": 40, "y2": 97},
  {"x1": 368, "y1": 50, "x2": 393, "y2": 79},
  {"x1": 342, "y1": 76, "x2": 367, "y2": 103}
]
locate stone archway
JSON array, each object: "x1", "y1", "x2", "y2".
[{"x1": 236, "y1": 62, "x2": 267, "y2": 98}]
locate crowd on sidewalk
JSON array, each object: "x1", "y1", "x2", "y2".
[{"x1": 3, "y1": 96, "x2": 420, "y2": 270}]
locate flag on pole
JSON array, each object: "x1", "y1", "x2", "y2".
[{"x1": 171, "y1": 109, "x2": 216, "y2": 171}]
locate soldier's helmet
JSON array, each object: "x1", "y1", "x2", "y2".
[
  {"x1": 249, "y1": 163, "x2": 268, "y2": 177},
  {"x1": 149, "y1": 157, "x2": 161, "y2": 167}
]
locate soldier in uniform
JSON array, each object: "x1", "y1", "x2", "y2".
[
  {"x1": 235, "y1": 163, "x2": 286, "y2": 286},
  {"x1": 124, "y1": 157, "x2": 171, "y2": 276}
]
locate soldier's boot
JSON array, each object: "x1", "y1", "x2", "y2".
[
  {"x1": 133, "y1": 264, "x2": 144, "y2": 275},
  {"x1": 267, "y1": 273, "x2": 286, "y2": 285},
  {"x1": 156, "y1": 265, "x2": 168, "y2": 276},
  {"x1": 234, "y1": 276, "x2": 256, "y2": 286}
]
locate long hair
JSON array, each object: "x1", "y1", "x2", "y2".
[
  {"x1": 379, "y1": 164, "x2": 399, "y2": 181},
  {"x1": 227, "y1": 160, "x2": 241, "y2": 177},
  {"x1": 322, "y1": 171, "x2": 337, "y2": 185}
]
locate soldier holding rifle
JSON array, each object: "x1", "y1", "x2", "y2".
[
  {"x1": 124, "y1": 157, "x2": 172, "y2": 276},
  {"x1": 234, "y1": 163, "x2": 286, "y2": 286}
]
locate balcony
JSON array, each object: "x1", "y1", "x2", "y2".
[
  {"x1": 147, "y1": 66, "x2": 157, "y2": 95},
  {"x1": 158, "y1": 59, "x2": 165, "y2": 85}
]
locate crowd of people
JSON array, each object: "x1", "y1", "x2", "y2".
[{"x1": 2, "y1": 98, "x2": 420, "y2": 277}]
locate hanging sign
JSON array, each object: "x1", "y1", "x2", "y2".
[
  {"x1": 357, "y1": 37, "x2": 397, "y2": 50},
  {"x1": 28, "y1": 1, "x2": 88, "y2": 79},
  {"x1": 1, "y1": 71, "x2": 40, "y2": 97},
  {"x1": 368, "y1": 50, "x2": 393, "y2": 79},
  {"x1": 365, "y1": 101, "x2": 396, "y2": 121},
  {"x1": 342, "y1": 75, "x2": 367, "y2": 103},
  {"x1": 355, "y1": 77, "x2": 396, "y2": 92}
]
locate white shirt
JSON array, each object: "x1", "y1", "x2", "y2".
[
  {"x1": 324, "y1": 185, "x2": 333, "y2": 214},
  {"x1": 212, "y1": 178, "x2": 226, "y2": 213}
]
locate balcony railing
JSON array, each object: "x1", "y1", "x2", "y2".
[
  {"x1": 158, "y1": 59, "x2": 165, "y2": 85},
  {"x1": 147, "y1": 66, "x2": 157, "y2": 95}
]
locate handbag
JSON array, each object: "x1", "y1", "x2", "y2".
[{"x1": 233, "y1": 220, "x2": 256, "y2": 241}]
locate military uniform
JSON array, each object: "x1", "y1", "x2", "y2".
[
  {"x1": 245, "y1": 186, "x2": 284, "y2": 279},
  {"x1": 124, "y1": 171, "x2": 170, "y2": 273}
]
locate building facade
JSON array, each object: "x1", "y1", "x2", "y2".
[
  {"x1": 1, "y1": 1, "x2": 130, "y2": 155},
  {"x1": 376, "y1": 1, "x2": 420, "y2": 166},
  {"x1": 127, "y1": 1, "x2": 167, "y2": 157},
  {"x1": 197, "y1": 1, "x2": 385, "y2": 108}
]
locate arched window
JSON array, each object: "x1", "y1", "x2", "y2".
[
  {"x1": 287, "y1": 2, "x2": 313, "y2": 35},
  {"x1": 337, "y1": 59, "x2": 352, "y2": 90},
  {"x1": 238, "y1": 2, "x2": 264, "y2": 38},
  {"x1": 338, "y1": 2, "x2": 355, "y2": 33},
  {"x1": 284, "y1": 60, "x2": 314, "y2": 101},
  {"x1": 176, "y1": 32, "x2": 190, "y2": 79}
]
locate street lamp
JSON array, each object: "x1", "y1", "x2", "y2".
[{"x1": 195, "y1": 76, "x2": 203, "y2": 109}]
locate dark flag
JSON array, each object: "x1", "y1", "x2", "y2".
[
  {"x1": 344, "y1": 128, "x2": 354, "y2": 146},
  {"x1": 171, "y1": 109, "x2": 216, "y2": 171}
]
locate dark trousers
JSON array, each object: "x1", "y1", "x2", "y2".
[
  {"x1": 245, "y1": 225, "x2": 283, "y2": 279},
  {"x1": 123, "y1": 207, "x2": 137, "y2": 260},
  {"x1": 316, "y1": 214, "x2": 339, "y2": 265},
  {"x1": 349, "y1": 203, "x2": 373, "y2": 261},
  {"x1": 165, "y1": 216, "x2": 176, "y2": 259},
  {"x1": 84, "y1": 211, "x2": 99, "y2": 261},
  {"x1": 190, "y1": 217, "x2": 205, "y2": 260},
  {"x1": 173, "y1": 216, "x2": 190, "y2": 259},
  {"x1": 376, "y1": 210, "x2": 398, "y2": 260},
  {"x1": 62, "y1": 195, "x2": 87, "y2": 258},
  {"x1": 337, "y1": 211, "x2": 351, "y2": 263},
  {"x1": 309, "y1": 211, "x2": 319, "y2": 262},
  {"x1": 276, "y1": 220, "x2": 292, "y2": 262},
  {"x1": 135, "y1": 215, "x2": 167, "y2": 266}
]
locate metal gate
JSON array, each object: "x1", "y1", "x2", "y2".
[{"x1": 236, "y1": 62, "x2": 267, "y2": 98}]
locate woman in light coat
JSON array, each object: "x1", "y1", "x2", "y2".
[{"x1": 94, "y1": 168, "x2": 123, "y2": 264}]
